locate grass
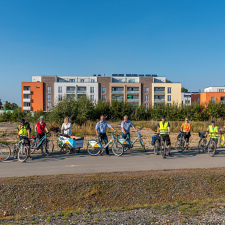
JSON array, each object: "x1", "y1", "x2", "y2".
[{"x1": 1, "y1": 168, "x2": 225, "y2": 219}]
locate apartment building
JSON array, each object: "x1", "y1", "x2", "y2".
[
  {"x1": 204, "y1": 86, "x2": 225, "y2": 92},
  {"x1": 152, "y1": 83, "x2": 182, "y2": 106},
  {"x1": 21, "y1": 74, "x2": 181, "y2": 111},
  {"x1": 192, "y1": 91, "x2": 225, "y2": 104},
  {"x1": 181, "y1": 92, "x2": 199, "y2": 105}
]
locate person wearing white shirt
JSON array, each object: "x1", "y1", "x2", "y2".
[{"x1": 61, "y1": 117, "x2": 72, "y2": 135}]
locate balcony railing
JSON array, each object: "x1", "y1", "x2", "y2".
[
  {"x1": 112, "y1": 90, "x2": 124, "y2": 94},
  {"x1": 66, "y1": 90, "x2": 75, "y2": 93},
  {"x1": 23, "y1": 106, "x2": 31, "y2": 111},
  {"x1": 127, "y1": 91, "x2": 139, "y2": 94},
  {"x1": 23, "y1": 90, "x2": 31, "y2": 94},
  {"x1": 154, "y1": 91, "x2": 165, "y2": 94},
  {"x1": 154, "y1": 99, "x2": 165, "y2": 102},
  {"x1": 77, "y1": 90, "x2": 86, "y2": 94},
  {"x1": 127, "y1": 99, "x2": 139, "y2": 102},
  {"x1": 221, "y1": 100, "x2": 225, "y2": 103},
  {"x1": 23, "y1": 98, "x2": 31, "y2": 103}
]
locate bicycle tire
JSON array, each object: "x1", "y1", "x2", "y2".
[
  {"x1": 87, "y1": 142, "x2": 101, "y2": 156},
  {"x1": 44, "y1": 140, "x2": 54, "y2": 154},
  {"x1": 111, "y1": 141, "x2": 124, "y2": 156},
  {"x1": 175, "y1": 138, "x2": 186, "y2": 152},
  {"x1": 161, "y1": 140, "x2": 166, "y2": 158},
  {"x1": 153, "y1": 139, "x2": 160, "y2": 155},
  {"x1": 17, "y1": 144, "x2": 28, "y2": 162},
  {"x1": 0, "y1": 144, "x2": 11, "y2": 161},
  {"x1": 198, "y1": 138, "x2": 207, "y2": 153},
  {"x1": 140, "y1": 138, "x2": 146, "y2": 152},
  {"x1": 208, "y1": 140, "x2": 216, "y2": 157},
  {"x1": 63, "y1": 145, "x2": 71, "y2": 154}
]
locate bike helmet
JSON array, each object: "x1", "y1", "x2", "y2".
[
  {"x1": 161, "y1": 115, "x2": 166, "y2": 119},
  {"x1": 211, "y1": 120, "x2": 215, "y2": 123},
  {"x1": 20, "y1": 118, "x2": 25, "y2": 123},
  {"x1": 39, "y1": 116, "x2": 44, "y2": 120}
]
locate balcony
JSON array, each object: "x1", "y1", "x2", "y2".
[
  {"x1": 154, "y1": 99, "x2": 165, "y2": 102},
  {"x1": 23, "y1": 90, "x2": 31, "y2": 94},
  {"x1": 23, "y1": 106, "x2": 31, "y2": 111},
  {"x1": 154, "y1": 91, "x2": 165, "y2": 94},
  {"x1": 66, "y1": 90, "x2": 75, "y2": 94},
  {"x1": 112, "y1": 98, "x2": 124, "y2": 101},
  {"x1": 23, "y1": 98, "x2": 31, "y2": 103},
  {"x1": 127, "y1": 91, "x2": 139, "y2": 94},
  {"x1": 77, "y1": 90, "x2": 86, "y2": 94},
  {"x1": 112, "y1": 90, "x2": 124, "y2": 94}
]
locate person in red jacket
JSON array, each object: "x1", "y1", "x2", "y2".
[{"x1": 35, "y1": 116, "x2": 49, "y2": 140}]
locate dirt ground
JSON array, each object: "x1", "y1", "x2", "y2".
[{"x1": 0, "y1": 122, "x2": 201, "y2": 151}]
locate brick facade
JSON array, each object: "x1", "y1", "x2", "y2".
[
  {"x1": 139, "y1": 77, "x2": 153, "y2": 105},
  {"x1": 97, "y1": 77, "x2": 111, "y2": 101},
  {"x1": 42, "y1": 76, "x2": 57, "y2": 111}
]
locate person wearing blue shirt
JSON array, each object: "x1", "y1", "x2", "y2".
[
  {"x1": 95, "y1": 115, "x2": 115, "y2": 155},
  {"x1": 121, "y1": 115, "x2": 137, "y2": 143}
]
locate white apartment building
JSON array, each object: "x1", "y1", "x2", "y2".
[
  {"x1": 181, "y1": 92, "x2": 199, "y2": 105},
  {"x1": 204, "y1": 86, "x2": 225, "y2": 92}
]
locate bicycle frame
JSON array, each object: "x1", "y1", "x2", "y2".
[
  {"x1": 30, "y1": 135, "x2": 47, "y2": 149},
  {"x1": 99, "y1": 133, "x2": 116, "y2": 152},
  {"x1": 124, "y1": 132, "x2": 142, "y2": 148}
]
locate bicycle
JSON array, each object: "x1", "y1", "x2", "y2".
[
  {"x1": 198, "y1": 131, "x2": 217, "y2": 157},
  {"x1": 13, "y1": 136, "x2": 29, "y2": 162},
  {"x1": 87, "y1": 131, "x2": 124, "y2": 156},
  {"x1": 175, "y1": 132, "x2": 187, "y2": 152},
  {"x1": 30, "y1": 132, "x2": 54, "y2": 155},
  {"x1": 153, "y1": 133, "x2": 167, "y2": 158},
  {"x1": 118, "y1": 130, "x2": 146, "y2": 152},
  {"x1": 0, "y1": 143, "x2": 11, "y2": 161},
  {"x1": 218, "y1": 130, "x2": 225, "y2": 148}
]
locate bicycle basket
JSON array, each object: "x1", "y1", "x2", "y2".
[
  {"x1": 118, "y1": 138, "x2": 130, "y2": 146},
  {"x1": 199, "y1": 131, "x2": 206, "y2": 138}
]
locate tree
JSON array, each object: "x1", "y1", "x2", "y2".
[
  {"x1": 166, "y1": 79, "x2": 172, "y2": 83},
  {"x1": 181, "y1": 87, "x2": 188, "y2": 93},
  {"x1": 0, "y1": 100, "x2": 2, "y2": 109},
  {"x1": 4, "y1": 101, "x2": 18, "y2": 110}
]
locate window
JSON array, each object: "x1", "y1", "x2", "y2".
[
  {"x1": 198, "y1": 98, "x2": 200, "y2": 102},
  {"x1": 168, "y1": 87, "x2": 171, "y2": 94},
  {"x1": 102, "y1": 87, "x2": 106, "y2": 94},
  {"x1": 211, "y1": 97, "x2": 215, "y2": 103},
  {"x1": 24, "y1": 86, "x2": 30, "y2": 91},
  {"x1": 47, "y1": 95, "x2": 51, "y2": 101},
  {"x1": 91, "y1": 79, "x2": 95, "y2": 83},
  {"x1": 90, "y1": 87, "x2": 94, "y2": 93},
  {"x1": 47, "y1": 87, "x2": 51, "y2": 94},
  {"x1": 128, "y1": 79, "x2": 135, "y2": 83},
  {"x1": 102, "y1": 95, "x2": 106, "y2": 101},
  {"x1": 67, "y1": 87, "x2": 75, "y2": 93},
  {"x1": 24, "y1": 102, "x2": 30, "y2": 106},
  {"x1": 81, "y1": 79, "x2": 84, "y2": 83},
  {"x1": 58, "y1": 86, "x2": 62, "y2": 93},
  {"x1": 144, "y1": 87, "x2": 149, "y2": 94},
  {"x1": 219, "y1": 89, "x2": 224, "y2": 92},
  {"x1": 90, "y1": 95, "x2": 94, "y2": 101},
  {"x1": 47, "y1": 103, "x2": 51, "y2": 110},
  {"x1": 58, "y1": 95, "x2": 62, "y2": 101},
  {"x1": 167, "y1": 95, "x2": 171, "y2": 102},
  {"x1": 144, "y1": 95, "x2": 148, "y2": 102},
  {"x1": 69, "y1": 79, "x2": 75, "y2": 83},
  {"x1": 144, "y1": 103, "x2": 148, "y2": 109}
]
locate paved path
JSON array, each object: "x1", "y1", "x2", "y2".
[{"x1": 1, "y1": 148, "x2": 225, "y2": 177}]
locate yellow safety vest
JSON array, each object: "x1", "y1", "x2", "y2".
[
  {"x1": 18, "y1": 124, "x2": 29, "y2": 137},
  {"x1": 208, "y1": 125, "x2": 218, "y2": 139},
  {"x1": 159, "y1": 121, "x2": 169, "y2": 135}
]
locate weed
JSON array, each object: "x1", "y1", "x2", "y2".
[{"x1": 46, "y1": 216, "x2": 52, "y2": 222}]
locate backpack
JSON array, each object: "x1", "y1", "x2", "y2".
[{"x1": 151, "y1": 135, "x2": 159, "y2": 146}]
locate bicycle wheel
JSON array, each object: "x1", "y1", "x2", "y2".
[
  {"x1": 153, "y1": 139, "x2": 160, "y2": 155},
  {"x1": 161, "y1": 140, "x2": 166, "y2": 158},
  {"x1": 44, "y1": 140, "x2": 54, "y2": 154},
  {"x1": 62, "y1": 145, "x2": 71, "y2": 154},
  {"x1": 208, "y1": 140, "x2": 216, "y2": 157},
  {"x1": 175, "y1": 138, "x2": 186, "y2": 152},
  {"x1": 140, "y1": 138, "x2": 146, "y2": 152},
  {"x1": 112, "y1": 141, "x2": 124, "y2": 156},
  {"x1": 198, "y1": 138, "x2": 207, "y2": 153},
  {"x1": 0, "y1": 144, "x2": 11, "y2": 161},
  {"x1": 87, "y1": 142, "x2": 101, "y2": 156},
  {"x1": 17, "y1": 144, "x2": 28, "y2": 162},
  {"x1": 30, "y1": 138, "x2": 37, "y2": 154}
]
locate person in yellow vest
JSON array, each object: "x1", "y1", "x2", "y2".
[
  {"x1": 157, "y1": 115, "x2": 172, "y2": 157},
  {"x1": 206, "y1": 120, "x2": 219, "y2": 153},
  {"x1": 17, "y1": 118, "x2": 32, "y2": 160}
]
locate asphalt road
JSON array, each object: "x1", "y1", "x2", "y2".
[{"x1": 1, "y1": 148, "x2": 225, "y2": 178}]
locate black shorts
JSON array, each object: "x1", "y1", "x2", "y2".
[
  {"x1": 161, "y1": 135, "x2": 171, "y2": 146},
  {"x1": 19, "y1": 136, "x2": 30, "y2": 147},
  {"x1": 37, "y1": 133, "x2": 45, "y2": 140},
  {"x1": 184, "y1": 132, "x2": 191, "y2": 143},
  {"x1": 212, "y1": 138, "x2": 218, "y2": 145}
]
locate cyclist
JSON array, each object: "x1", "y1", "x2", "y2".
[
  {"x1": 121, "y1": 115, "x2": 138, "y2": 144},
  {"x1": 157, "y1": 115, "x2": 172, "y2": 157},
  {"x1": 17, "y1": 118, "x2": 32, "y2": 160},
  {"x1": 206, "y1": 120, "x2": 219, "y2": 153},
  {"x1": 95, "y1": 115, "x2": 116, "y2": 155},
  {"x1": 180, "y1": 117, "x2": 191, "y2": 149}
]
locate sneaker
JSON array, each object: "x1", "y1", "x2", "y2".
[
  {"x1": 27, "y1": 156, "x2": 33, "y2": 160},
  {"x1": 168, "y1": 153, "x2": 173, "y2": 157}
]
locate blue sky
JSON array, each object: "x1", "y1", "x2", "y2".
[{"x1": 1, "y1": 0, "x2": 225, "y2": 106}]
